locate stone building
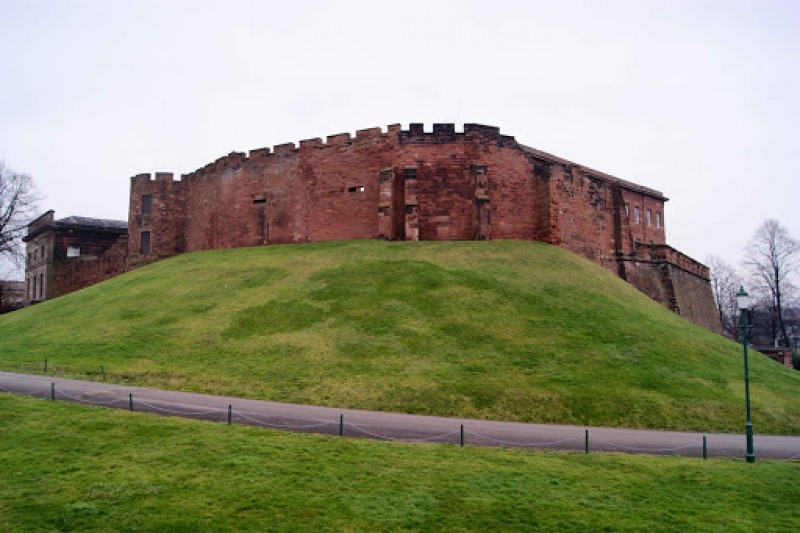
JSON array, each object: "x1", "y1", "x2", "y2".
[
  {"x1": 752, "y1": 346, "x2": 795, "y2": 368},
  {"x1": 23, "y1": 210, "x2": 127, "y2": 304},
  {"x1": 127, "y1": 123, "x2": 720, "y2": 332},
  {"x1": 25, "y1": 123, "x2": 720, "y2": 333}
]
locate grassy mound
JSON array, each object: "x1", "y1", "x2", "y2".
[
  {"x1": 0, "y1": 240, "x2": 798, "y2": 433},
  {"x1": 2, "y1": 394, "x2": 798, "y2": 531}
]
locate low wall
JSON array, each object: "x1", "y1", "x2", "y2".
[{"x1": 622, "y1": 245, "x2": 722, "y2": 334}]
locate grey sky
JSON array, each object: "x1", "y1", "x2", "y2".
[{"x1": 1, "y1": 0, "x2": 798, "y2": 279}]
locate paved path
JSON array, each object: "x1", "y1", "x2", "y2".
[{"x1": 2, "y1": 371, "x2": 799, "y2": 460}]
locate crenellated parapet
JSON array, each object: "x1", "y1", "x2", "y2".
[
  {"x1": 398, "y1": 123, "x2": 517, "y2": 147},
  {"x1": 632, "y1": 243, "x2": 710, "y2": 279},
  {"x1": 133, "y1": 124, "x2": 520, "y2": 186}
]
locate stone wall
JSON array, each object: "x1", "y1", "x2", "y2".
[
  {"x1": 52, "y1": 232, "x2": 129, "y2": 297},
  {"x1": 122, "y1": 123, "x2": 718, "y2": 332},
  {"x1": 622, "y1": 243, "x2": 722, "y2": 333},
  {"x1": 128, "y1": 124, "x2": 666, "y2": 266},
  {"x1": 23, "y1": 211, "x2": 56, "y2": 302}
]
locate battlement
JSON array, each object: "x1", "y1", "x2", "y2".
[
  {"x1": 130, "y1": 173, "x2": 153, "y2": 185},
  {"x1": 132, "y1": 123, "x2": 522, "y2": 184},
  {"x1": 273, "y1": 142, "x2": 296, "y2": 155},
  {"x1": 399, "y1": 122, "x2": 516, "y2": 146},
  {"x1": 299, "y1": 138, "x2": 323, "y2": 149},
  {"x1": 633, "y1": 242, "x2": 709, "y2": 279}
]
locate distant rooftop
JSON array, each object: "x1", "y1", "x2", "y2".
[
  {"x1": 55, "y1": 216, "x2": 128, "y2": 231},
  {"x1": 25, "y1": 211, "x2": 128, "y2": 241}
]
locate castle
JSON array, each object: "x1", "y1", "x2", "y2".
[{"x1": 25, "y1": 123, "x2": 721, "y2": 332}]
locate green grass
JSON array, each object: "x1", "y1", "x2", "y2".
[
  {"x1": 1, "y1": 394, "x2": 798, "y2": 532},
  {"x1": 0, "y1": 240, "x2": 798, "y2": 433}
]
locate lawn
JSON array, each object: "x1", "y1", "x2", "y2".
[
  {"x1": 0, "y1": 240, "x2": 798, "y2": 433},
  {"x1": 1, "y1": 393, "x2": 798, "y2": 531}
]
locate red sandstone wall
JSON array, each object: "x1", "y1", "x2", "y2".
[
  {"x1": 668, "y1": 266, "x2": 722, "y2": 333},
  {"x1": 127, "y1": 123, "x2": 673, "y2": 276},
  {"x1": 129, "y1": 172, "x2": 187, "y2": 267},
  {"x1": 125, "y1": 123, "x2": 724, "y2": 333},
  {"x1": 128, "y1": 124, "x2": 557, "y2": 259},
  {"x1": 53, "y1": 231, "x2": 128, "y2": 298},
  {"x1": 546, "y1": 165, "x2": 618, "y2": 273},
  {"x1": 620, "y1": 189, "x2": 666, "y2": 245}
]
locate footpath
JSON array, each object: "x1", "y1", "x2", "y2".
[{"x1": 2, "y1": 371, "x2": 799, "y2": 460}]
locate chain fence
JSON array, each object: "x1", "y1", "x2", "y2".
[{"x1": 1, "y1": 361, "x2": 798, "y2": 461}]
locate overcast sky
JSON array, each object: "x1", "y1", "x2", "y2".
[{"x1": 1, "y1": 0, "x2": 797, "y2": 279}]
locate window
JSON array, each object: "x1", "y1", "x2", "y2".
[
  {"x1": 634, "y1": 206, "x2": 640, "y2": 224},
  {"x1": 67, "y1": 245, "x2": 80, "y2": 258},
  {"x1": 32, "y1": 276, "x2": 36, "y2": 300},
  {"x1": 38, "y1": 273, "x2": 43, "y2": 299},
  {"x1": 347, "y1": 186, "x2": 366, "y2": 193},
  {"x1": 624, "y1": 203, "x2": 629, "y2": 218},
  {"x1": 26, "y1": 278, "x2": 30, "y2": 300},
  {"x1": 646, "y1": 209, "x2": 652, "y2": 227},
  {"x1": 140, "y1": 231, "x2": 151, "y2": 255},
  {"x1": 40, "y1": 246, "x2": 45, "y2": 260},
  {"x1": 656, "y1": 212, "x2": 662, "y2": 229},
  {"x1": 142, "y1": 194, "x2": 152, "y2": 216}
]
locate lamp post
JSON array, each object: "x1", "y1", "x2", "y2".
[{"x1": 736, "y1": 286, "x2": 755, "y2": 463}]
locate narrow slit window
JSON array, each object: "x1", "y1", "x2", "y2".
[
  {"x1": 656, "y1": 212, "x2": 662, "y2": 228},
  {"x1": 624, "y1": 203, "x2": 629, "y2": 218},
  {"x1": 142, "y1": 194, "x2": 152, "y2": 216},
  {"x1": 347, "y1": 186, "x2": 366, "y2": 193},
  {"x1": 634, "y1": 206, "x2": 640, "y2": 224},
  {"x1": 140, "y1": 231, "x2": 151, "y2": 255},
  {"x1": 646, "y1": 209, "x2": 652, "y2": 226}
]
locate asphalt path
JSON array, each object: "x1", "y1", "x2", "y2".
[{"x1": 2, "y1": 371, "x2": 799, "y2": 460}]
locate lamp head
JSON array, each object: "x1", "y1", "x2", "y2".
[{"x1": 736, "y1": 286, "x2": 751, "y2": 311}]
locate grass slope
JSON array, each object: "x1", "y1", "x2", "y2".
[
  {"x1": 0, "y1": 240, "x2": 798, "y2": 433},
  {"x1": 1, "y1": 394, "x2": 798, "y2": 531}
]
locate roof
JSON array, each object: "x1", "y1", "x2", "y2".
[
  {"x1": 519, "y1": 144, "x2": 668, "y2": 201},
  {"x1": 24, "y1": 214, "x2": 128, "y2": 241},
  {"x1": 752, "y1": 345, "x2": 793, "y2": 353},
  {"x1": 55, "y1": 216, "x2": 128, "y2": 232}
]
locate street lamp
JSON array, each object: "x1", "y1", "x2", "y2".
[{"x1": 736, "y1": 285, "x2": 755, "y2": 463}]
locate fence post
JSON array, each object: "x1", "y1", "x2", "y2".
[
  {"x1": 50, "y1": 382, "x2": 55, "y2": 401},
  {"x1": 460, "y1": 424, "x2": 464, "y2": 447},
  {"x1": 703, "y1": 436, "x2": 707, "y2": 460},
  {"x1": 228, "y1": 404, "x2": 232, "y2": 426},
  {"x1": 101, "y1": 365, "x2": 106, "y2": 381},
  {"x1": 585, "y1": 429, "x2": 589, "y2": 453},
  {"x1": 44, "y1": 358, "x2": 48, "y2": 372},
  {"x1": 129, "y1": 393, "x2": 133, "y2": 411},
  {"x1": 339, "y1": 414, "x2": 344, "y2": 437}
]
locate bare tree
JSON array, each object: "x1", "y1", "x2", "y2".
[
  {"x1": 0, "y1": 161, "x2": 39, "y2": 268},
  {"x1": 744, "y1": 219, "x2": 799, "y2": 346},
  {"x1": 707, "y1": 255, "x2": 741, "y2": 339}
]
